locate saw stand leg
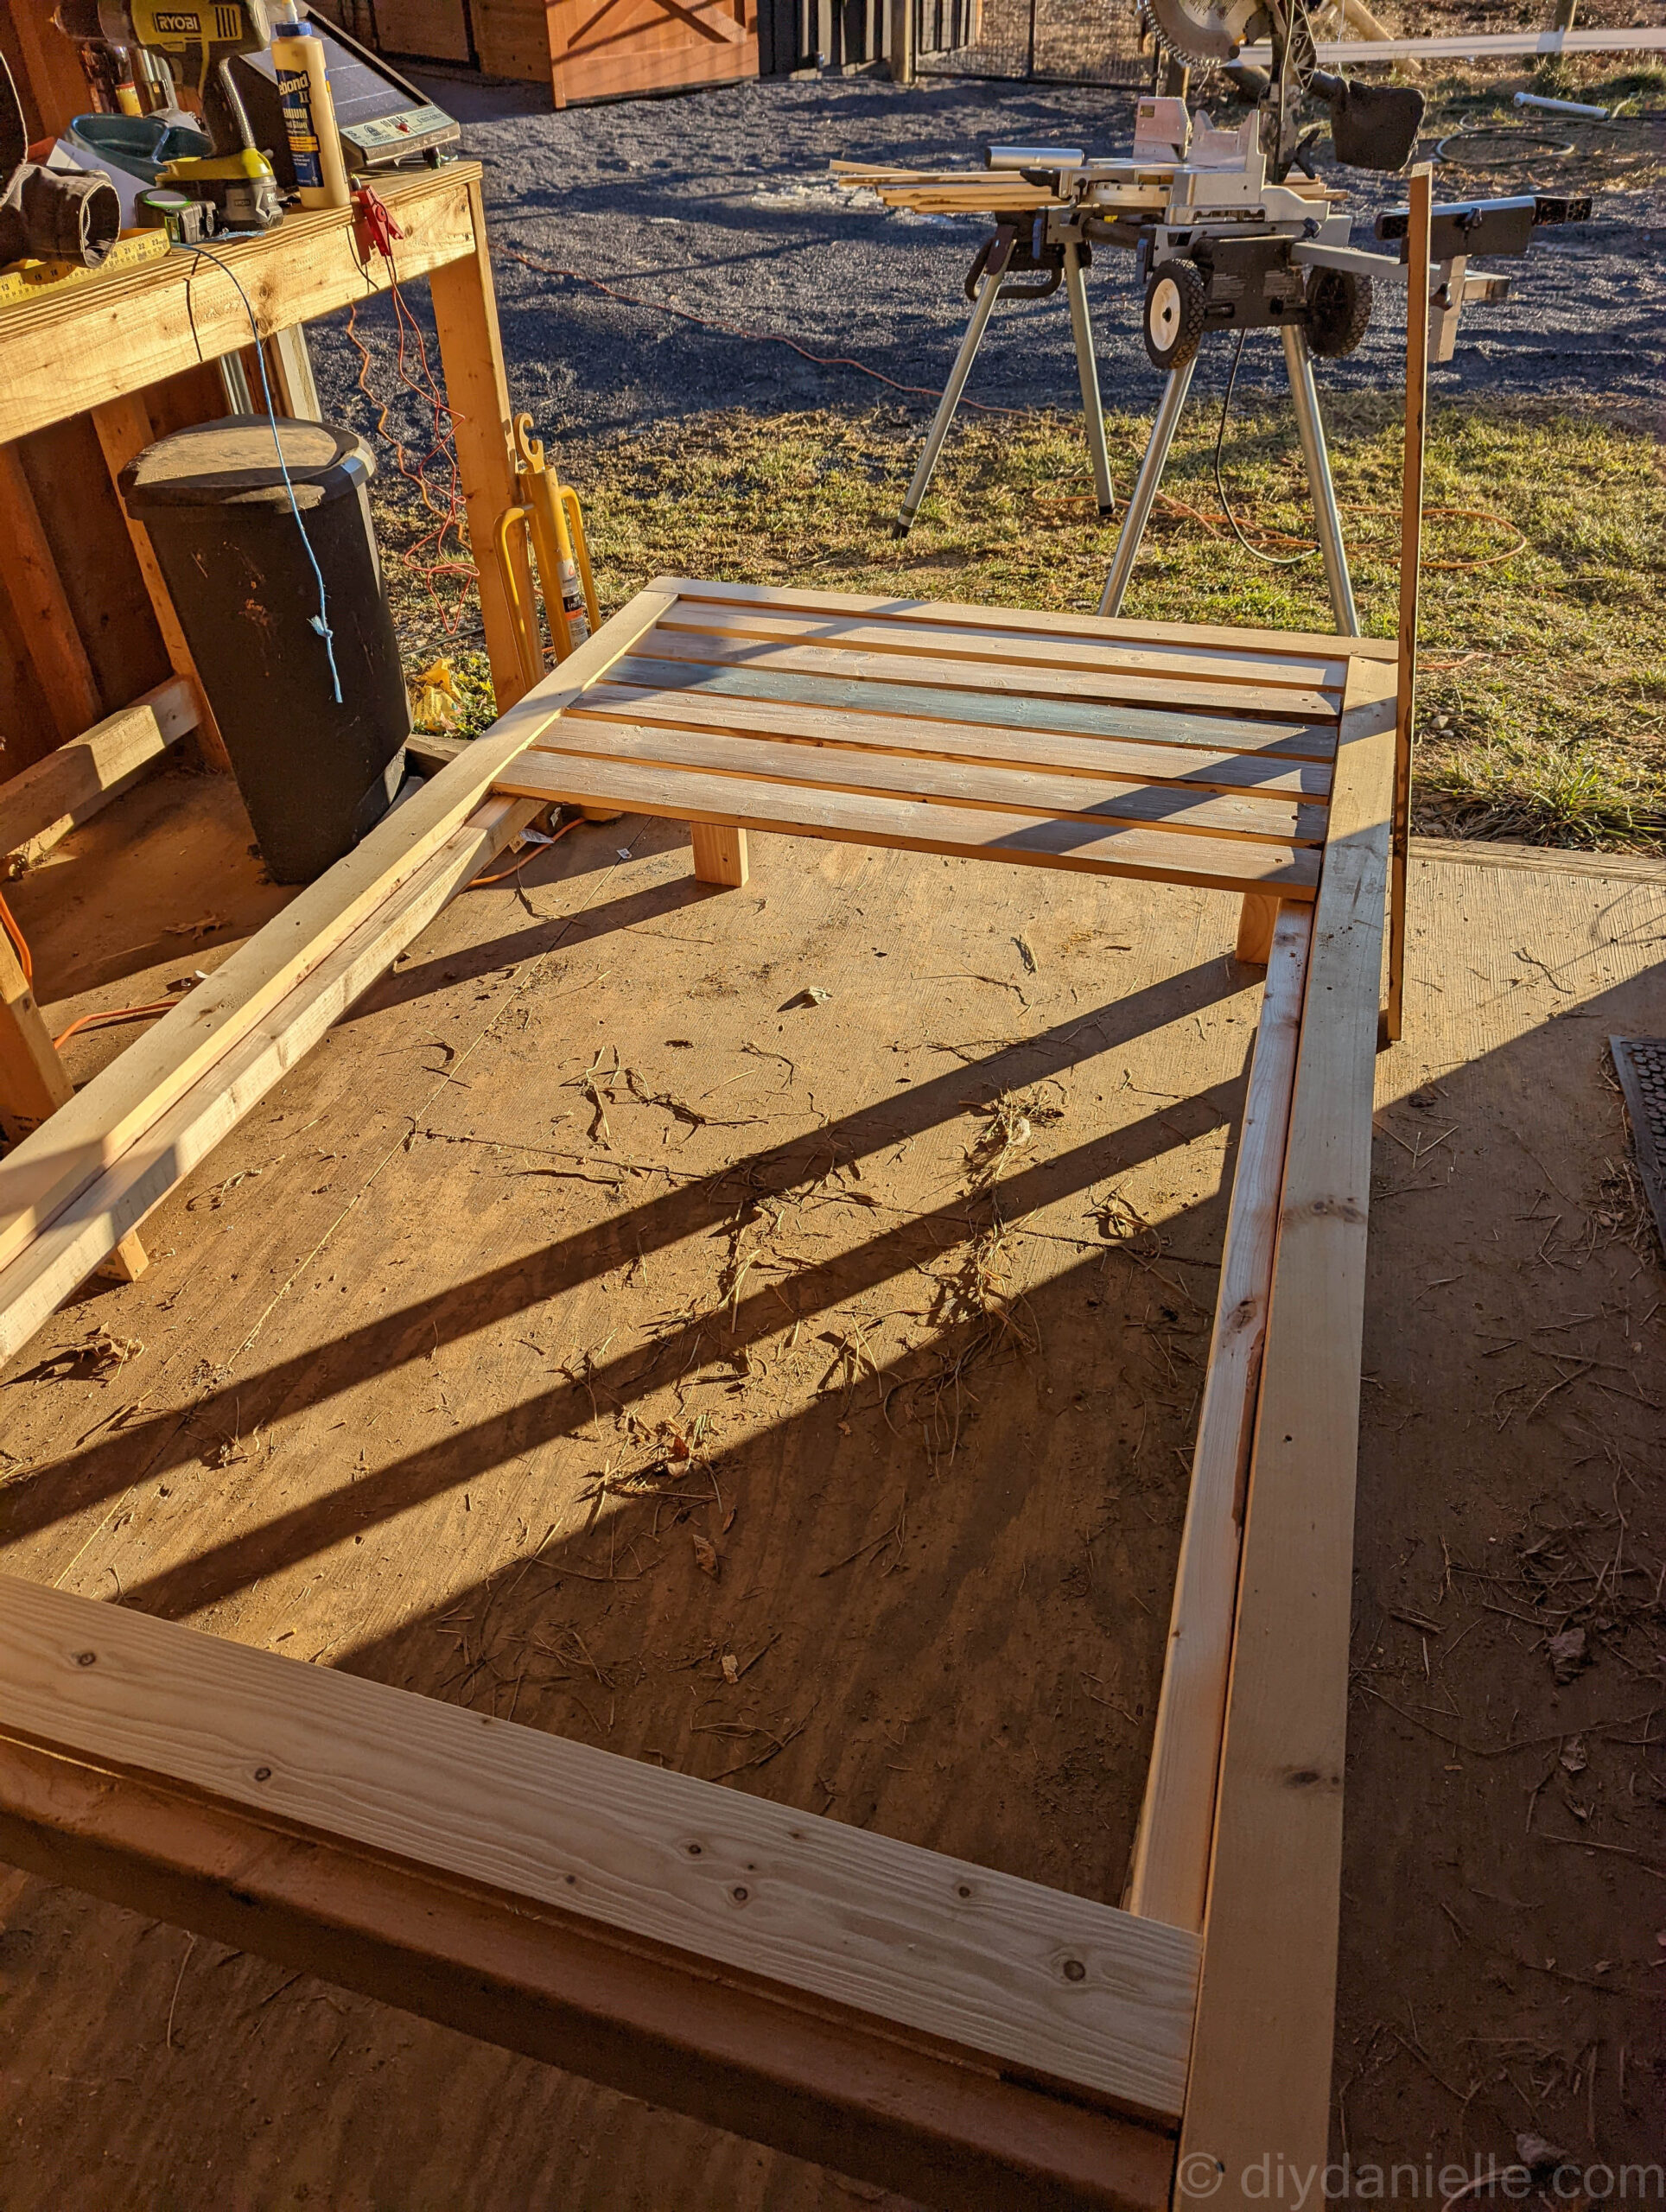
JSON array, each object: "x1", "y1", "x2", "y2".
[
  {"x1": 1098, "y1": 324, "x2": 1360, "y2": 967},
  {"x1": 1065, "y1": 239, "x2": 1115, "y2": 518},
  {"x1": 1097, "y1": 323, "x2": 1361, "y2": 636},
  {"x1": 895, "y1": 225, "x2": 1112, "y2": 535}
]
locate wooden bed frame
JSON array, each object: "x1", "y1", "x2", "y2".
[{"x1": 0, "y1": 157, "x2": 1436, "y2": 2212}]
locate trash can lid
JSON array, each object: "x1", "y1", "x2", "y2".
[{"x1": 119, "y1": 415, "x2": 375, "y2": 512}]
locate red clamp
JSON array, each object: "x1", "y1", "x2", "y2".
[{"x1": 352, "y1": 185, "x2": 404, "y2": 264}]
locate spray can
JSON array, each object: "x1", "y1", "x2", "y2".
[{"x1": 270, "y1": 11, "x2": 351, "y2": 209}]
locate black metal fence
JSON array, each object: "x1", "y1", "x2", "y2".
[{"x1": 916, "y1": 0, "x2": 1148, "y2": 85}]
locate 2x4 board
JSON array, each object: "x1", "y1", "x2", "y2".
[{"x1": 0, "y1": 575, "x2": 1399, "y2": 2209}]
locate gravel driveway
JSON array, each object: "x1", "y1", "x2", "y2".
[{"x1": 315, "y1": 71, "x2": 1664, "y2": 453}]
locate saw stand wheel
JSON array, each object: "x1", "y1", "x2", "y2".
[{"x1": 1143, "y1": 258, "x2": 1208, "y2": 373}]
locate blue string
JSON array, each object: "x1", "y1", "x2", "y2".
[{"x1": 173, "y1": 238, "x2": 345, "y2": 705}]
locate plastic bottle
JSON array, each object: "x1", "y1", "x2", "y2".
[{"x1": 270, "y1": 12, "x2": 351, "y2": 210}]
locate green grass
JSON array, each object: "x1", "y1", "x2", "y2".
[
  {"x1": 378, "y1": 50, "x2": 1666, "y2": 855},
  {"x1": 544, "y1": 398, "x2": 1663, "y2": 850}
]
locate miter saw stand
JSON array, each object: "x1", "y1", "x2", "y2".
[
  {"x1": 1098, "y1": 122, "x2": 1588, "y2": 632},
  {"x1": 895, "y1": 96, "x2": 1589, "y2": 635},
  {"x1": 893, "y1": 171, "x2": 1116, "y2": 537}
]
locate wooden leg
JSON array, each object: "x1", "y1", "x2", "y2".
[
  {"x1": 0, "y1": 925, "x2": 73, "y2": 1144},
  {"x1": 690, "y1": 823, "x2": 748, "y2": 888},
  {"x1": 1386, "y1": 163, "x2": 1433, "y2": 1047},
  {"x1": 92, "y1": 396, "x2": 235, "y2": 775},
  {"x1": 95, "y1": 1230, "x2": 149, "y2": 1284},
  {"x1": 429, "y1": 181, "x2": 537, "y2": 715},
  {"x1": 1234, "y1": 892, "x2": 1279, "y2": 965},
  {"x1": 0, "y1": 441, "x2": 104, "y2": 746}
]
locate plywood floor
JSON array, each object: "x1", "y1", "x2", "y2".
[
  {"x1": 1, "y1": 769, "x2": 1256, "y2": 2212},
  {"x1": 1, "y1": 788, "x2": 1663, "y2": 2207}
]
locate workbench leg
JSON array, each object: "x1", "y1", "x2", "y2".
[
  {"x1": 430, "y1": 181, "x2": 538, "y2": 715},
  {"x1": 691, "y1": 824, "x2": 749, "y2": 888},
  {"x1": 1235, "y1": 893, "x2": 1279, "y2": 966},
  {"x1": 92, "y1": 396, "x2": 236, "y2": 775},
  {"x1": 0, "y1": 442, "x2": 105, "y2": 746},
  {"x1": 0, "y1": 928, "x2": 73, "y2": 1143}
]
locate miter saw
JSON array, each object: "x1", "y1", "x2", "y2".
[{"x1": 869, "y1": 0, "x2": 1586, "y2": 636}]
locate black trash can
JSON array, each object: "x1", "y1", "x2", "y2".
[{"x1": 120, "y1": 416, "x2": 410, "y2": 884}]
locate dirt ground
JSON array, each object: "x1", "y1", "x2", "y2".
[{"x1": 0, "y1": 774, "x2": 1662, "y2": 2207}]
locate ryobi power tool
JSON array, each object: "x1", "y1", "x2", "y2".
[{"x1": 55, "y1": 0, "x2": 283, "y2": 227}]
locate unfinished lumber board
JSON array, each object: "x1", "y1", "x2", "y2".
[
  {"x1": 0, "y1": 794, "x2": 537, "y2": 1363},
  {"x1": 1175, "y1": 655, "x2": 1398, "y2": 2205},
  {"x1": 495, "y1": 752, "x2": 1322, "y2": 897},
  {"x1": 0, "y1": 1738, "x2": 1173, "y2": 2212},
  {"x1": 0, "y1": 590, "x2": 672, "y2": 1280},
  {"x1": 658, "y1": 600, "x2": 1349, "y2": 699},
  {"x1": 653, "y1": 576, "x2": 1400, "y2": 667},
  {"x1": 632, "y1": 627, "x2": 1340, "y2": 727},
  {"x1": 91, "y1": 397, "x2": 233, "y2": 775},
  {"x1": 533, "y1": 717, "x2": 1323, "y2": 846},
  {"x1": 0, "y1": 442, "x2": 104, "y2": 746},
  {"x1": 612, "y1": 651, "x2": 1339, "y2": 761},
  {"x1": 1126, "y1": 902, "x2": 1311, "y2": 1935},
  {"x1": 0, "y1": 679, "x2": 195, "y2": 864},
  {"x1": 1387, "y1": 164, "x2": 1432, "y2": 1046},
  {"x1": 569, "y1": 682, "x2": 1335, "y2": 799},
  {"x1": 0, "y1": 1576, "x2": 1200, "y2": 2123},
  {"x1": 0, "y1": 169, "x2": 482, "y2": 448},
  {"x1": 0, "y1": 926, "x2": 73, "y2": 1143}
]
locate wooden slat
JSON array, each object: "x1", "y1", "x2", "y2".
[
  {"x1": 0, "y1": 1576, "x2": 1200, "y2": 2124},
  {"x1": 0, "y1": 168, "x2": 483, "y2": 448},
  {"x1": 0, "y1": 679, "x2": 195, "y2": 865},
  {"x1": 658, "y1": 601, "x2": 1349, "y2": 702},
  {"x1": 570, "y1": 682, "x2": 1333, "y2": 798},
  {"x1": 495, "y1": 752, "x2": 1320, "y2": 897},
  {"x1": 1175, "y1": 656, "x2": 1399, "y2": 2205},
  {"x1": 613, "y1": 649, "x2": 1339, "y2": 762},
  {"x1": 1127, "y1": 902, "x2": 1311, "y2": 1934},
  {"x1": 0, "y1": 1731, "x2": 1175, "y2": 2212},
  {"x1": 0, "y1": 796, "x2": 538, "y2": 1366},
  {"x1": 533, "y1": 716, "x2": 1324, "y2": 847},
  {"x1": 0, "y1": 589, "x2": 674, "y2": 1278},
  {"x1": 636, "y1": 625, "x2": 1339, "y2": 727},
  {"x1": 652, "y1": 575, "x2": 1399, "y2": 668}
]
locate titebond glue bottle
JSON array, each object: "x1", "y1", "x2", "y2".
[{"x1": 271, "y1": 11, "x2": 351, "y2": 210}]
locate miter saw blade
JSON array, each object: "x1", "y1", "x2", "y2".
[{"x1": 1139, "y1": 0, "x2": 1269, "y2": 68}]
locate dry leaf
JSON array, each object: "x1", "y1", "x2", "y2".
[
  {"x1": 1546, "y1": 1626, "x2": 1587, "y2": 1683},
  {"x1": 721, "y1": 1652, "x2": 740, "y2": 1684},
  {"x1": 692, "y1": 1534, "x2": 720, "y2": 1579},
  {"x1": 1559, "y1": 1735, "x2": 1587, "y2": 1774}
]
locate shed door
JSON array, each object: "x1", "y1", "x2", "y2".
[{"x1": 547, "y1": 0, "x2": 758, "y2": 105}]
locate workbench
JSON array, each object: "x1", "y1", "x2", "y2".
[{"x1": 0, "y1": 161, "x2": 533, "y2": 1176}]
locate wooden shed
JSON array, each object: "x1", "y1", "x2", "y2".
[{"x1": 356, "y1": 0, "x2": 760, "y2": 107}]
